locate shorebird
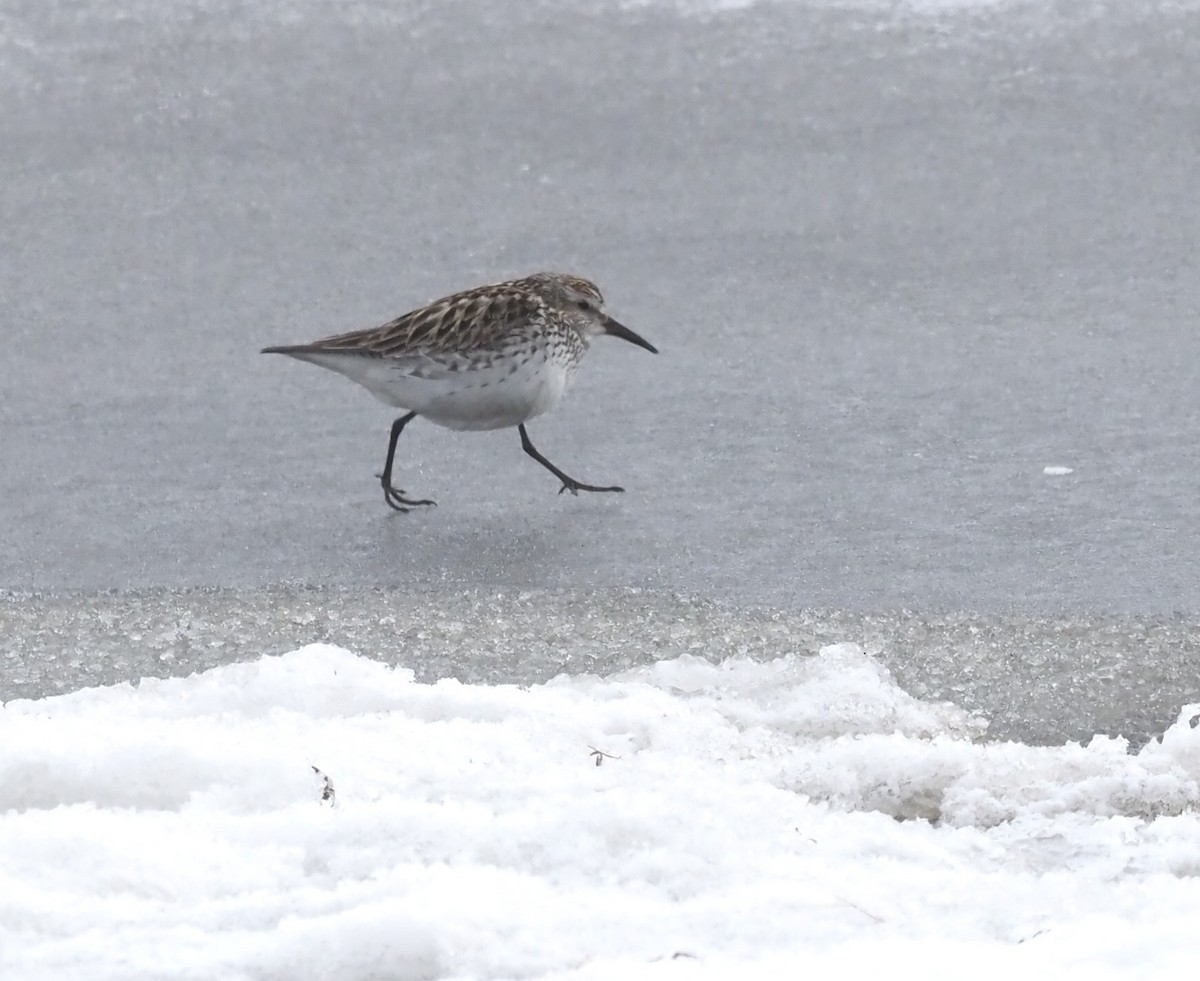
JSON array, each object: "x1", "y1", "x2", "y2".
[{"x1": 262, "y1": 272, "x2": 658, "y2": 511}]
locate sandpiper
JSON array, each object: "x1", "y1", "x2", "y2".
[{"x1": 262, "y1": 272, "x2": 658, "y2": 511}]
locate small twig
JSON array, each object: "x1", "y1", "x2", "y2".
[
  {"x1": 587, "y1": 746, "x2": 621, "y2": 767},
  {"x1": 311, "y1": 765, "x2": 336, "y2": 806},
  {"x1": 831, "y1": 898, "x2": 884, "y2": 924},
  {"x1": 649, "y1": 951, "x2": 699, "y2": 962}
]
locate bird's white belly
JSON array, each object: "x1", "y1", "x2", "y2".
[
  {"x1": 415, "y1": 352, "x2": 574, "y2": 431},
  {"x1": 286, "y1": 347, "x2": 576, "y2": 431}
]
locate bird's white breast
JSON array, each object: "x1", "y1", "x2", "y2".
[{"x1": 413, "y1": 346, "x2": 578, "y2": 431}]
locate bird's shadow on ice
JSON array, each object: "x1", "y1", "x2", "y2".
[{"x1": 373, "y1": 500, "x2": 627, "y2": 588}]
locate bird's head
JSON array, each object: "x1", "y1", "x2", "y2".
[{"x1": 523, "y1": 272, "x2": 658, "y2": 354}]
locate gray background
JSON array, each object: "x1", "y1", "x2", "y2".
[{"x1": 3, "y1": 1, "x2": 1199, "y2": 743}]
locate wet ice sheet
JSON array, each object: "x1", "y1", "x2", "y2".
[
  {"x1": 3, "y1": 643, "x2": 1199, "y2": 979},
  {"x1": 4, "y1": 588, "x2": 1200, "y2": 747},
  {"x1": 4, "y1": 0, "x2": 1200, "y2": 612},
  {"x1": 7, "y1": 585, "x2": 1200, "y2": 743}
]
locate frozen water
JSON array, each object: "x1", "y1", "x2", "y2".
[
  {"x1": 6, "y1": 589, "x2": 1200, "y2": 748},
  {"x1": 3, "y1": 0, "x2": 1200, "y2": 614},
  {"x1": 3, "y1": 642, "x2": 1199, "y2": 979}
]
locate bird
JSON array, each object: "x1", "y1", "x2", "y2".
[{"x1": 261, "y1": 272, "x2": 658, "y2": 511}]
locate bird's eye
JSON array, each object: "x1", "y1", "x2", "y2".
[{"x1": 575, "y1": 299, "x2": 593, "y2": 312}]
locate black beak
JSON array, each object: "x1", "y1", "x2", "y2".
[{"x1": 603, "y1": 316, "x2": 658, "y2": 354}]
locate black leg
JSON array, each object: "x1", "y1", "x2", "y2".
[
  {"x1": 377, "y1": 412, "x2": 436, "y2": 512},
  {"x1": 518, "y1": 424, "x2": 624, "y2": 496}
]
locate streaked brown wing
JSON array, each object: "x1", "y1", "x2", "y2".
[{"x1": 307, "y1": 282, "x2": 545, "y2": 357}]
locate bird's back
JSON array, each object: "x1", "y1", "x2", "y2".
[{"x1": 278, "y1": 280, "x2": 550, "y2": 360}]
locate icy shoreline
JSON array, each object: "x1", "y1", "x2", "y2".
[{"x1": 5, "y1": 587, "x2": 1199, "y2": 748}]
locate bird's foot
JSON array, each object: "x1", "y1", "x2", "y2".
[
  {"x1": 558, "y1": 479, "x2": 624, "y2": 496},
  {"x1": 378, "y1": 475, "x2": 437, "y2": 512}
]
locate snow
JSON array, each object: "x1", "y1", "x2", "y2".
[{"x1": 4, "y1": 642, "x2": 1199, "y2": 979}]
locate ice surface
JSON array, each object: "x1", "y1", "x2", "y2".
[
  {"x1": 4, "y1": 0, "x2": 1200, "y2": 615},
  {"x1": 6, "y1": 588, "x2": 1200, "y2": 747},
  {"x1": 624, "y1": 0, "x2": 1029, "y2": 15},
  {"x1": 3, "y1": 642, "x2": 1199, "y2": 979}
]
